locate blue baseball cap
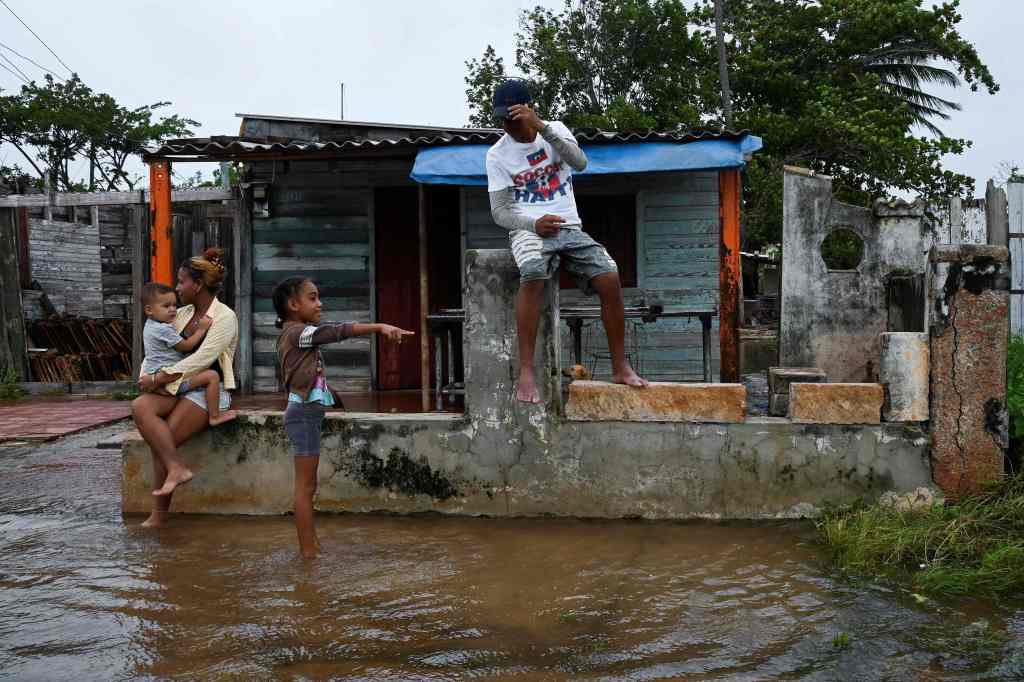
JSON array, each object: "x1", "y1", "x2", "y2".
[{"x1": 493, "y1": 79, "x2": 533, "y2": 120}]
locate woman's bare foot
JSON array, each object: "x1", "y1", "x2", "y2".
[
  {"x1": 516, "y1": 369, "x2": 542, "y2": 403},
  {"x1": 152, "y1": 467, "x2": 194, "y2": 496},
  {"x1": 209, "y1": 410, "x2": 238, "y2": 427},
  {"x1": 141, "y1": 511, "x2": 166, "y2": 528},
  {"x1": 612, "y1": 365, "x2": 649, "y2": 388}
]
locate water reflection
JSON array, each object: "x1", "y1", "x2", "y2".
[{"x1": 1, "y1": 426, "x2": 1023, "y2": 680}]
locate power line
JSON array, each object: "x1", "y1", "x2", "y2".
[
  {"x1": 0, "y1": 50, "x2": 29, "y2": 83},
  {"x1": 0, "y1": 59, "x2": 28, "y2": 84},
  {"x1": 0, "y1": 0, "x2": 73, "y2": 75},
  {"x1": 0, "y1": 41, "x2": 61, "y2": 79}
]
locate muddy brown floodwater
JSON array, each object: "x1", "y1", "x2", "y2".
[{"x1": 2, "y1": 423, "x2": 1024, "y2": 681}]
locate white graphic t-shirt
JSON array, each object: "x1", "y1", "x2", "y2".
[{"x1": 485, "y1": 121, "x2": 582, "y2": 229}]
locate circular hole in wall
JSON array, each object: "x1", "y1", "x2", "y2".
[{"x1": 821, "y1": 228, "x2": 865, "y2": 270}]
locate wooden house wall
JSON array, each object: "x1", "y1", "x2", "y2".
[
  {"x1": 98, "y1": 205, "x2": 133, "y2": 319},
  {"x1": 26, "y1": 217, "x2": 103, "y2": 318},
  {"x1": 24, "y1": 205, "x2": 134, "y2": 321},
  {"x1": 461, "y1": 170, "x2": 721, "y2": 381},
  {"x1": 248, "y1": 158, "x2": 413, "y2": 393}
]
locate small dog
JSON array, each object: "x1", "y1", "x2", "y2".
[{"x1": 561, "y1": 364, "x2": 591, "y2": 381}]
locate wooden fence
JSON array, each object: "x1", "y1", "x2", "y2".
[
  {"x1": 0, "y1": 187, "x2": 252, "y2": 389},
  {"x1": 1010, "y1": 182, "x2": 1024, "y2": 337}
]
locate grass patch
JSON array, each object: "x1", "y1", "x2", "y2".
[{"x1": 817, "y1": 475, "x2": 1024, "y2": 596}]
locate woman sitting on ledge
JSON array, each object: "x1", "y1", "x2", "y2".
[{"x1": 131, "y1": 248, "x2": 239, "y2": 527}]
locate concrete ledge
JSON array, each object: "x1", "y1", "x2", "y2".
[
  {"x1": 122, "y1": 411, "x2": 932, "y2": 519},
  {"x1": 789, "y1": 383, "x2": 883, "y2": 424},
  {"x1": 565, "y1": 381, "x2": 746, "y2": 423}
]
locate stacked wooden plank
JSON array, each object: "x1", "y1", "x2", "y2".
[{"x1": 27, "y1": 317, "x2": 132, "y2": 382}]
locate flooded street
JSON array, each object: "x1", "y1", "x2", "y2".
[{"x1": 2, "y1": 424, "x2": 1024, "y2": 680}]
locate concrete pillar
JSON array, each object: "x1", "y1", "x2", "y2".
[
  {"x1": 929, "y1": 244, "x2": 1010, "y2": 498},
  {"x1": 879, "y1": 332, "x2": 928, "y2": 422},
  {"x1": 463, "y1": 248, "x2": 560, "y2": 418}
]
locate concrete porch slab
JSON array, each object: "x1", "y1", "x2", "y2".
[{"x1": 565, "y1": 381, "x2": 747, "y2": 423}]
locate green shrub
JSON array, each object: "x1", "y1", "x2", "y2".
[
  {"x1": 0, "y1": 367, "x2": 26, "y2": 401},
  {"x1": 111, "y1": 387, "x2": 140, "y2": 401},
  {"x1": 1008, "y1": 336, "x2": 1024, "y2": 438}
]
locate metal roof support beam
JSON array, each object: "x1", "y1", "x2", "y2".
[
  {"x1": 718, "y1": 168, "x2": 741, "y2": 383},
  {"x1": 148, "y1": 159, "x2": 174, "y2": 285}
]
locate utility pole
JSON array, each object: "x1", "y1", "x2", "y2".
[
  {"x1": 339, "y1": 82, "x2": 345, "y2": 120},
  {"x1": 715, "y1": 0, "x2": 734, "y2": 130}
]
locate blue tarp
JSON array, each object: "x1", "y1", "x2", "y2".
[{"x1": 410, "y1": 134, "x2": 762, "y2": 186}]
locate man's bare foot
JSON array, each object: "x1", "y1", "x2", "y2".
[
  {"x1": 209, "y1": 410, "x2": 238, "y2": 427},
  {"x1": 141, "y1": 512, "x2": 165, "y2": 528},
  {"x1": 152, "y1": 468, "x2": 194, "y2": 496},
  {"x1": 300, "y1": 548, "x2": 320, "y2": 560},
  {"x1": 612, "y1": 366, "x2": 649, "y2": 388},
  {"x1": 516, "y1": 370, "x2": 541, "y2": 403}
]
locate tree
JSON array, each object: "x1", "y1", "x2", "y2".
[
  {"x1": 90, "y1": 101, "x2": 197, "y2": 191},
  {"x1": 465, "y1": 0, "x2": 998, "y2": 251},
  {"x1": 466, "y1": 0, "x2": 712, "y2": 131},
  {"x1": 709, "y1": 0, "x2": 996, "y2": 248},
  {"x1": 0, "y1": 74, "x2": 196, "y2": 192}
]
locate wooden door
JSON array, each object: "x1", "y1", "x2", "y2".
[
  {"x1": 374, "y1": 188, "x2": 421, "y2": 389},
  {"x1": 561, "y1": 194, "x2": 637, "y2": 289}
]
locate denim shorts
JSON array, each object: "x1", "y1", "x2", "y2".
[
  {"x1": 181, "y1": 385, "x2": 232, "y2": 413},
  {"x1": 509, "y1": 227, "x2": 618, "y2": 294},
  {"x1": 284, "y1": 402, "x2": 326, "y2": 457}
]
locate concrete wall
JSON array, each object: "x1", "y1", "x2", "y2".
[
  {"x1": 123, "y1": 248, "x2": 934, "y2": 519},
  {"x1": 929, "y1": 244, "x2": 1010, "y2": 498},
  {"x1": 122, "y1": 412, "x2": 932, "y2": 519},
  {"x1": 780, "y1": 169, "x2": 932, "y2": 381}
]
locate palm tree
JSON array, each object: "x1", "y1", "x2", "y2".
[{"x1": 861, "y1": 39, "x2": 961, "y2": 137}]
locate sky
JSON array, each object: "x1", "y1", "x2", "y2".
[{"x1": 0, "y1": 0, "x2": 1020, "y2": 194}]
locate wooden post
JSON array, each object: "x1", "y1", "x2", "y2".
[
  {"x1": 986, "y1": 179, "x2": 1009, "y2": 247},
  {"x1": 16, "y1": 207, "x2": 30, "y2": 289},
  {"x1": 1009, "y1": 181, "x2": 1024, "y2": 337},
  {"x1": 233, "y1": 189, "x2": 254, "y2": 394},
  {"x1": 148, "y1": 159, "x2": 174, "y2": 285},
  {"x1": 419, "y1": 185, "x2": 430, "y2": 411},
  {"x1": 0, "y1": 207, "x2": 29, "y2": 380},
  {"x1": 130, "y1": 205, "x2": 149, "y2": 378},
  {"x1": 718, "y1": 168, "x2": 741, "y2": 382},
  {"x1": 948, "y1": 197, "x2": 963, "y2": 245}
]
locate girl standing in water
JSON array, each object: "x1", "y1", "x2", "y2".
[{"x1": 273, "y1": 276, "x2": 413, "y2": 558}]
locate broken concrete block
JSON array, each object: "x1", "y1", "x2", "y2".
[
  {"x1": 929, "y1": 244, "x2": 1009, "y2": 499},
  {"x1": 769, "y1": 393, "x2": 789, "y2": 417},
  {"x1": 788, "y1": 383, "x2": 883, "y2": 424},
  {"x1": 768, "y1": 367, "x2": 827, "y2": 395},
  {"x1": 879, "y1": 332, "x2": 929, "y2": 422},
  {"x1": 566, "y1": 381, "x2": 746, "y2": 423},
  {"x1": 768, "y1": 367, "x2": 826, "y2": 416}
]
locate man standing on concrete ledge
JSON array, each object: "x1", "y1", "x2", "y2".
[{"x1": 486, "y1": 78, "x2": 648, "y2": 403}]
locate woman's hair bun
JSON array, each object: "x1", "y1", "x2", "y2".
[
  {"x1": 186, "y1": 247, "x2": 227, "y2": 293},
  {"x1": 202, "y1": 247, "x2": 226, "y2": 273}
]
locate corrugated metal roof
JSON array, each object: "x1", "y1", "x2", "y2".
[
  {"x1": 235, "y1": 112, "x2": 500, "y2": 134},
  {"x1": 143, "y1": 128, "x2": 755, "y2": 159}
]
